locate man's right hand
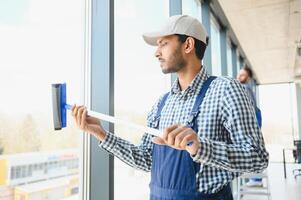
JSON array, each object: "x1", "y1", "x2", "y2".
[{"x1": 71, "y1": 105, "x2": 107, "y2": 141}]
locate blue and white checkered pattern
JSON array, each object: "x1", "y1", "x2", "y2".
[{"x1": 99, "y1": 67, "x2": 269, "y2": 194}]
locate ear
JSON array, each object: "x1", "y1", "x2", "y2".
[{"x1": 184, "y1": 37, "x2": 195, "y2": 54}]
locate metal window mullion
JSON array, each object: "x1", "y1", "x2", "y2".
[
  {"x1": 169, "y1": 0, "x2": 182, "y2": 84},
  {"x1": 82, "y1": 0, "x2": 92, "y2": 199},
  {"x1": 231, "y1": 44, "x2": 238, "y2": 77},
  {"x1": 220, "y1": 28, "x2": 227, "y2": 76},
  {"x1": 201, "y1": 0, "x2": 212, "y2": 74},
  {"x1": 90, "y1": 0, "x2": 114, "y2": 200},
  {"x1": 239, "y1": 56, "x2": 244, "y2": 69}
]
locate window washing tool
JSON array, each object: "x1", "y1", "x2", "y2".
[
  {"x1": 51, "y1": 83, "x2": 194, "y2": 146},
  {"x1": 51, "y1": 83, "x2": 162, "y2": 137}
]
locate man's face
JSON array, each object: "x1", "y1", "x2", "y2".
[
  {"x1": 155, "y1": 35, "x2": 187, "y2": 74},
  {"x1": 237, "y1": 69, "x2": 249, "y2": 84}
]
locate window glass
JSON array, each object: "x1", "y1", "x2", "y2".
[
  {"x1": 236, "y1": 53, "x2": 241, "y2": 74},
  {"x1": 114, "y1": 0, "x2": 169, "y2": 199},
  {"x1": 210, "y1": 15, "x2": 222, "y2": 76},
  {"x1": 258, "y1": 83, "x2": 298, "y2": 162},
  {"x1": 226, "y1": 40, "x2": 233, "y2": 77},
  {"x1": 182, "y1": 0, "x2": 202, "y2": 20},
  {"x1": 0, "y1": 1, "x2": 85, "y2": 199}
]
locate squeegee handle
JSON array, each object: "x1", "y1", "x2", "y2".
[
  {"x1": 64, "y1": 104, "x2": 192, "y2": 146},
  {"x1": 87, "y1": 110, "x2": 193, "y2": 146},
  {"x1": 64, "y1": 104, "x2": 162, "y2": 137},
  {"x1": 65, "y1": 104, "x2": 72, "y2": 110},
  {"x1": 88, "y1": 110, "x2": 163, "y2": 137}
]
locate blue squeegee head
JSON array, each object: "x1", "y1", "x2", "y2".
[{"x1": 61, "y1": 83, "x2": 67, "y2": 128}]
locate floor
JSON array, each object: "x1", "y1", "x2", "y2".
[
  {"x1": 114, "y1": 159, "x2": 301, "y2": 200},
  {"x1": 237, "y1": 162, "x2": 301, "y2": 200}
]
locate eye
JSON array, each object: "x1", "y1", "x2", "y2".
[{"x1": 160, "y1": 42, "x2": 167, "y2": 47}]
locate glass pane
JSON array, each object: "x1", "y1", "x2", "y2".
[
  {"x1": 182, "y1": 0, "x2": 202, "y2": 21},
  {"x1": 258, "y1": 83, "x2": 296, "y2": 162},
  {"x1": 239, "y1": 57, "x2": 244, "y2": 69},
  {"x1": 236, "y1": 54, "x2": 241, "y2": 74},
  {"x1": 114, "y1": 1, "x2": 169, "y2": 199},
  {"x1": 0, "y1": 0, "x2": 85, "y2": 199},
  {"x1": 210, "y1": 15, "x2": 222, "y2": 76},
  {"x1": 226, "y1": 40, "x2": 233, "y2": 77}
]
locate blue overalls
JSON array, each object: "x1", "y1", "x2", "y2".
[{"x1": 149, "y1": 77, "x2": 233, "y2": 200}]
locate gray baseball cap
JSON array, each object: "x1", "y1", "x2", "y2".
[{"x1": 143, "y1": 15, "x2": 208, "y2": 46}]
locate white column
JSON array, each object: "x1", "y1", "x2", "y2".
[{"x1": 295, "y1": 83, "x2": 301, "y2": 139}]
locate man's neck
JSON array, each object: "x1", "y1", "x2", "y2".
[{"x1": 177, "y1": 62, "x2": 202, "y2": 91}]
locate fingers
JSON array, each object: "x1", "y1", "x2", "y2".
[
  {"x1": 162, "y1": 124, "x2": 179, "y2": 141},
  {"x1": 72, "y1": 104, "x2": 80, "y2": 118},
  {"x1": 180, "y1": 133, "x2": 195, "y2": 149},
  {"x1": 159, "y1": 124, "x2": 196, "y2": 149},
  {"x1": 77, "y1": 106, "x2": 85, "y2": 126},
  {"x1": 71, "y1": 104, "x2": 76, "y2": 116},
  {"x1": 81, "y1": 109, "x2": 88, "y2": 129},
  {"x1": 156, "y1": 125, "x2": 198, "y2": 150},
  {"x1": 166, "y1": 125, "x2": 186, "y2": 146},
  {"x1": 152, "y1": 136, "x2": 166, "y2": 145},
  {"x1": 174, "y1": 129, "x2": 191, "y2": 148},
  {"x1": 71, "y1": 105, "x2": 87, "y2": 129}
]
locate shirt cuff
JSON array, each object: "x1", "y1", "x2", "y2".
[
  {"x1": 191, "y1": 137, "x2": 212, "y2": 163},
  {"x1": 98, "y1": 131, "x2": 117, "y2": 153}
]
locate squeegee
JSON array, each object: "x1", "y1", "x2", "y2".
[{"x1": 51, "y1": 83, "x2": 162, "y2": 137}]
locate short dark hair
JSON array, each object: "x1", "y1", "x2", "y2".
[
  {"x1": 242, "y1": 66, "x2": 253, "y2": 79},
  {"x1": 175, "y1": 34, "x2": 208, "y2": 60}
]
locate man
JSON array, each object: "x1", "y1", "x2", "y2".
[
  {"x1": 72, "y1": 15, "x2": 269, "y2": 200},
  {"x1": 237, "y1": 66, "x2": 257, "y2": 109},
  {"x1": 237, "y1": 66, "x2": 264, "y2": 187}
]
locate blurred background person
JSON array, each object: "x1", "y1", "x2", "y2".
[{"x1": 237, "y1": 65, "x2": 263, "y2": 187}]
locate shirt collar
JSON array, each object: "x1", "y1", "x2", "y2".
[{"x1": 170, "y1": 66, "x2": 210, "y2": 95}]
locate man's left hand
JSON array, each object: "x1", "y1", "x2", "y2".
[{"x1": 152, "y1": 124, "x2": 200, "y2": 156}]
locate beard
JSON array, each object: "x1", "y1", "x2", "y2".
[
  {"x1": 240, "y1": 79, "x2": 248, "y2": 84},
  {"x1": 161, "y1": 46, "x2": 187, "y2": 74},
  {"x1": 238, "y1": 76, "x2": 248, "y2": 84}
]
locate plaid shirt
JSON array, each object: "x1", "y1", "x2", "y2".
[{"x1": 99, "y1": 67, "x2": 269, "y2": 193}]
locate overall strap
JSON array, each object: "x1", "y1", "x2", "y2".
[
  {"x1": 187, "y1": 76, "x2": 217, "y2": 130},
  {"x1": 152, "y1": 76, "x2": 216, "y2": 129},
  {"x1": 153, "y1": 92, "x2": 170, "y2": 128}
]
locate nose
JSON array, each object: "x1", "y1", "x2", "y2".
[{"x1": 155, "y1": 47, "x2": 161, "y2": 58}]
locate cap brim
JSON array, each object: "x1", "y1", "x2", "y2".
[{"x1": 142, "y1": 31, "x2": 172, "y2": 46}]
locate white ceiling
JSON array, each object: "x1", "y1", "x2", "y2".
[{"x1": 218, "y1": 0, "x2": 301, "y2": 84}]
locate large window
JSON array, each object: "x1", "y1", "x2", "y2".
[
  {"x1": 182, "y1": 0, "x2": 202, "y2": 19},
  {"x1": 236, "y1": 53, "x2": 241, "y2": 74},
  {"x1": 259, "y1": 83, "x2": 299, "y2": 162},
  {"x1": 210, "y1": 14, "x2": 222, "y2": 76},
  {"x1": 226, "y1": 40, "x2": 233, "y2": 77},
  {"x1": 0, "y1": 0, "x2": 85, "y2": 199},
  {"x1": 114, "y1": 1, "x2": 169, "y2": 199}
]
